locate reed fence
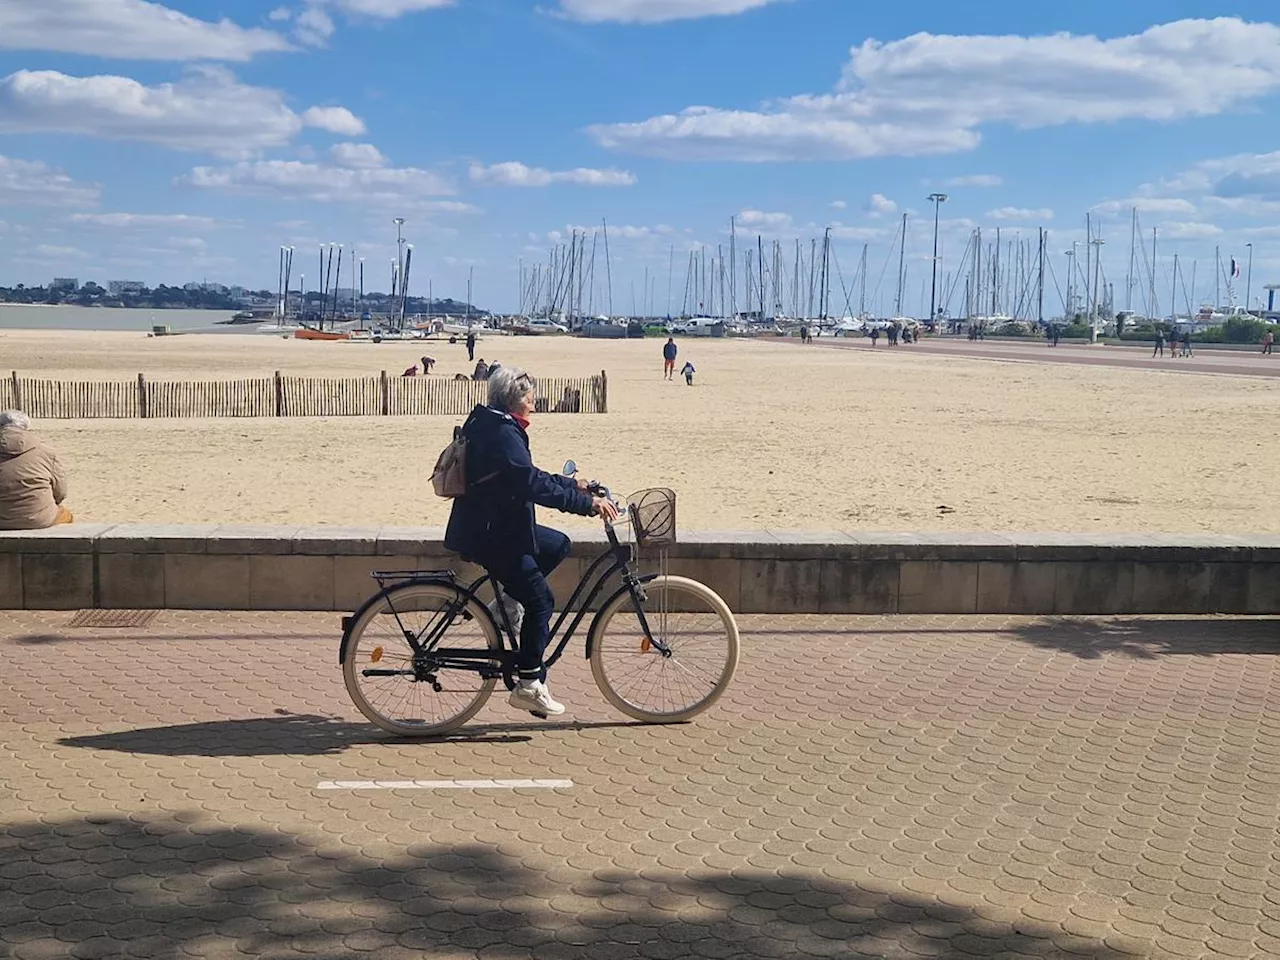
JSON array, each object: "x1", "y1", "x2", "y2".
[{"x1": 4, "y1": 370, "x2": 607, "y2": 419}]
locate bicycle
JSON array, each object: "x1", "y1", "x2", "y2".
[{"x1": 339, "y1": 467, "x2": 740, "y2": 736}]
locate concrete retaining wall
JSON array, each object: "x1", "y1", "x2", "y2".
[{"x1": 1, "y1": 525, "x2": 1278, "y2": 615}]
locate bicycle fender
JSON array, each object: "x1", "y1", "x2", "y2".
[{"x1": 584, "y1": 573, "x2": 660, "y2": 660}]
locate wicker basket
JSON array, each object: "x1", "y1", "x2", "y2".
[{"x1": 627, "y1": 488, "x2": 677, "y2": 548}]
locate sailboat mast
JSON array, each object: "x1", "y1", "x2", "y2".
[
  {"x1": 1038, "y1": 228, "x2": 1045, "y2": 325},
  {"x1": 860, "y1": 244, "x2": 868, "y2": 319},
  {"x1": 602, "y1": 218, "x2": 613, "y2": 318},
  {"x1": 895, "y1": 213, "x2": 907, "y2": 316},
  {"x1": 757, "y1": 235, "x2": 765, "y2": 322}
]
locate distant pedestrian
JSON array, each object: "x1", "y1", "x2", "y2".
[
  {"x1": 1152, "y1": 331, "x2": 1165, "y2": 358},
  {"x1": 1264, "y1": 331, "x2": 1275, "y2": 355},
  {"x1": 662, "y1": 338, "x2": 677, "y2": 380},
  {"x1": 870, "y1": 327, "x2": 880, "y2": 347},
  {"x1": 681, "y1": 361, "x2": 696, "y2": 385},
  {"x1": 466, "y1": 331, "x2": 476, "y2": 362},
  {"x1": 1051, "y1": 325, "x2": 1061, "y2": 347},
  {"x1": 473, "y1": 359, "x2": 489, "y2": 381},
  {"x1": 799, "y1": 325, "x2": 809, "y2": 344},
  {"x1": 421, "y1": 356, "x2": 436, "y2": 374},
  {"x1": 402, "y1": 364, "x2": 418, "y2": 377},
  {"x1": 1180, "y1": 331, "x2": 1192, "y2": 358}
]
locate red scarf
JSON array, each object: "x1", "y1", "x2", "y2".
[{"x1": 513, "y1": 413, "x2": 531, "y2": 431}]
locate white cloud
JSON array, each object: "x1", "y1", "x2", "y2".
[
  {"x1": 590, "y1": 18, "x2": 1280, "y2": 161},
  {"x1": 565, "y1": 223, "x2": 676, "y2": 240},
  {"x1": 295, "y1": 6, "x2": 336, "y2": 45},
  {"x1": 0, "y1": 0, "x2": 291, "y2": 61},
  {"x1": 736, "y1": 209, "x2": 793, "y2": 230},
  {"x1": 301, "y1": 105, "x2": 366, "y2": 136},
  {"x1": 826, "y1": 224, "x2": 888, "y2": 241},
  {"x1": 987, "y1": 206, "x2": 1053, "y2": 221},
  {"x1": 1157, "y1": 221, "x2": 1223, "y2": 239},
  {"x1": 330, "y1": 142, "x2": 385, "y2": 168},
  {"x1": 945, "y1": 174, "x2": 1003, "y2": 188},
  {"x1": 185, "y1": 159, "x2": 457, "y2": 209},
  {"x1": 70, "y1": 213, "x2": 218, "y2": 228},
  {"x1": 1092, "y1": 196, "x2": 1198, "y2": 216},
  {"x1": 327, "y1": 0, "x2": 454, "y2": 14},
  {"x1": 0, "y1": 68, "x2": 361, "y2": 156},
  {"x1": 0, "y1": 155, "x2": 101, "y2": 207},
  {"x1": 468, "y1": 161, "x2": 636, "y2": 187},
  {"x1": 866, "y1": 193, "x2": 897, "y2": 216},
  {"x1": 555, "y1": 0, "x2": 789, "y2": 23},
  {"x1": 269, "y1": 7, "x2": 294, "y2": 21},
  {"x1": 829, "y1": 200, "x2": 847, "y2": 210}
]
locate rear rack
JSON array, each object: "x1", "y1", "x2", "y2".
[{"x1": 370, "y1": 569, "x2": 457, "y2": 587}]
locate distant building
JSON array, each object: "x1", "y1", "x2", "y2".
[
  {"x1": 50, "y1": 277, "x2": 78, "y2": 292},
  {"x1": 109, "y1": 280, "x2": 146, "y2": 296}
]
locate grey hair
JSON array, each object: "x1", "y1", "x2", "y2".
[
  {"x1": 0, "y1": 410, "x2": 30, "y2": 430},
  {"x1": 487, "y1": 365, "x2": 536, "y2": 413}
]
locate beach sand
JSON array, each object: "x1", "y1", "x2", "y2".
[{"x1": 2, "y1": 327, "x2": 1275, "y2": 534}]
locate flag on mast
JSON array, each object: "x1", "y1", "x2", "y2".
[{"x1": 1231, "y1": 258, "x2": 1242, "y2": 279}]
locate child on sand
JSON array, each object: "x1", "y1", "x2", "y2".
[{"x1": 681, "y1": 361, "x2": 696, "y2": 385}]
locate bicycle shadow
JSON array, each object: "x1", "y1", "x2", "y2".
[{"x1": 59, "y1": 711, "x2": 649, "y2": 757}]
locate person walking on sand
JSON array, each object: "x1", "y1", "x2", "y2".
[
  {"x1": 1152, "y1": 330, "x2": 1165, "y2": 358},
  {"x1": 466, "y1": 331, "x2": 476, "y2": 362},
  {"x1": 681, "y1": 360, "x2": 696, "y2": 385},
  {"x1": 1181, "y1": 330, "x2": 1192, "y2": 358},
  {"x1": 1264, "y1": 331, "x2": 1275, "y2": 355},
  {"x1": 870, "y1": 327, "x2": 880, "y2": 347},
  {"x1": 662, "y1": 337, "x2": 678, "y2": 380},
  {"x1": 799, "y1": 324, "x2": 809, "y2": 345}
]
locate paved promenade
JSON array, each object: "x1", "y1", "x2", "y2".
[
  {"x1": 807, "y1": 336, "x2": 1280, "y2": 379},
  {"x1": 3, "y1": 610, "x2": 1280, "y2": 958}
]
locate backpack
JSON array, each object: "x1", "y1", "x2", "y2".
[
  {"x1": 431, "y1": 426, "x2": 471, "y2": 498},
  {"x1": 431, "y1": 424, "x2": 499, "y2": 498}
]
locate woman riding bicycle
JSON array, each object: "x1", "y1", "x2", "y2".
[{"x1": 444, "y1": 366, "x2": 619, "y2": 717}]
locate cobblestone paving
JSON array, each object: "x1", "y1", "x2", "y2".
[{"x1": 2, "y1": 610, "x2": 1280, "y2": 959}]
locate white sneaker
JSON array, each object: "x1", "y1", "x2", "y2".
[
  {"x1": 509, "y1": 680, "x2": 565, "y2": 717},
  {"x1": 488, "y1": 595, "x2": 523, "y2": 635}
]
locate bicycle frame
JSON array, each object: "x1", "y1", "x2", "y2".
[{"x1": 348, "y1": 519, "x2": 667, "y2": 682}]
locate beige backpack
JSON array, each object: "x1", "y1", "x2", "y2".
[{"x1": 431, "y1": 427, "x2": 470, "y2": 498}]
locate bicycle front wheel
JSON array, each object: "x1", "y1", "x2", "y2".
[
  {"x1": 342, "y1": 582, "x2": 501, "y2": 737},
  {"x1": 589, "y1": 576, "x2": 739, "y2": 723}
]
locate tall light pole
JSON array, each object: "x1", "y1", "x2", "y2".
[
  {"x1": 1246, "y1": 242, "x2": 1254, "y2": 313},
  {"x1": 1090, "y1": 237, "x2": 1105, "y2": 341},
  {"x1": 1064, "y1": 248, "x2": 1076, "y2": 318},
  {"x1": 927, "y1": 193, "x2": 948, "y2": 324},
  {"x1": 393, "y1": 217, "x2": 406, "y2": 300}
]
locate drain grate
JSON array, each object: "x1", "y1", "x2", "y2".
[{"x1": 67, "y1": 609, "x2": 159, "y2": 629}]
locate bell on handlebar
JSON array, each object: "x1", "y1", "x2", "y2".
[{"x1": 562, "y1": 460, "x2": 578, "y2": 477}]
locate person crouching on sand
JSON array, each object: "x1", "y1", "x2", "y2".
[{"x1": 0, "y1": 410, "x2": 73, "y2": 530}]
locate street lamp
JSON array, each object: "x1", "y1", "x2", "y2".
[
  {"x1": 1246, "y1": 242, "x2": 1254, "y2": 313},
  {"x1": 1064, "y1": 248, "x2": 1076, "y2": 318},
  {"x1": 1090, "y1": 237, "x2": 1105, "y2": 340},
  {"x1": 927, "y1": 193, "x2": 948, "y2": 324}
]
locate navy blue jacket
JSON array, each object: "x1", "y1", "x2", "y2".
[{"x1": 444, "y1": 405, "x2": 594, "y2": 564}]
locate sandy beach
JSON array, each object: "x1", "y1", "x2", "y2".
[{"x1": 1, "y1": 327, "x2": 1275, "y2": 534}]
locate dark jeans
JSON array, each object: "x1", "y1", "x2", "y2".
[{"x1": 485, "y1": 525, "x2": 571, "y2": 682}]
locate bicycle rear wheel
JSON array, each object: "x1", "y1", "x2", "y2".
[
  {"x1": 342, "y1": 582, "x2": 501, "y2": 737},
  {"x1": 589, "y1": 576, "x2": 739, "y2": 723}
]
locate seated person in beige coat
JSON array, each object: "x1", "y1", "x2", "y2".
[{"x1": 0, "y1": 410, "x2": 72, "y2": 529}]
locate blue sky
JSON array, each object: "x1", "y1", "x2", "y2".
[{"x1": 2, "y1": 0, "x2": 1280, "y2": 317}]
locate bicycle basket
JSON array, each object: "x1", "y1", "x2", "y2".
[{"x1": 628, "y1": 488, "x2": 677, "y2": 548}]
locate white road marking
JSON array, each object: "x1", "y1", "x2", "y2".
[{"x1": 317, "y1": 778, "x2": 573, "y2": 791}]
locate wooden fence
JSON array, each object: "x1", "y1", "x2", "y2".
[{"x1": 3, "y1": 370, "x2": 607, "y2": 419}]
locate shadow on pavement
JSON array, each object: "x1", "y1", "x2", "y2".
[
  {"x1": 1014, "y1": 616, "x2": 1280, "y2": 660},
  {"x1": 0, "y1": 812, "x2": 1134, "y2": 959},
  {"x1": 60, "y1": 712, "x2": 649, "y2": 756}
]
